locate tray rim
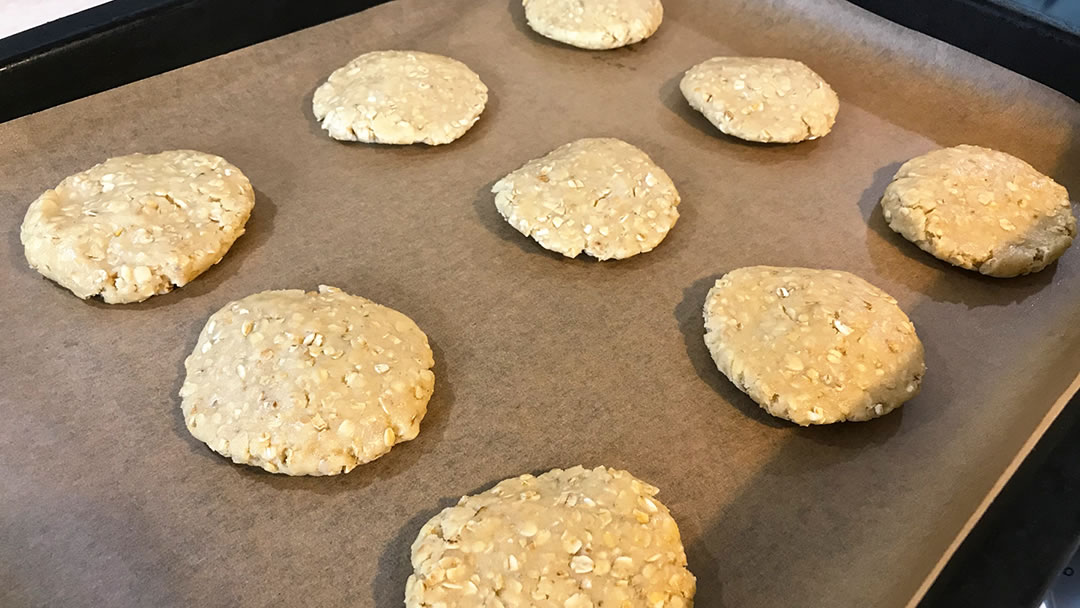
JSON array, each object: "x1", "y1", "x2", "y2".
[{"x1": 911, "y1": 374, "x2": 1080, "y2": 607}]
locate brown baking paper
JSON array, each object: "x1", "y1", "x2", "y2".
[{"x1": 1, "y1": 0, "x2": 1078, "y2": 606}]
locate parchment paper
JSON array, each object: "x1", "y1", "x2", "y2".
[{"x1": 1, "y1": 1, "x2": 1078, "y2": 606}]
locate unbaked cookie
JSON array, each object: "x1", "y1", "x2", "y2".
[
  {"x1": 180, "y1": 285, "x2": 435, "y2": 476},
  {"x1": 880, "y1": 145, "x2": 1076, "y2": 277},
  {"x1": 406, "y1": 465, "x2": 696, "y2": 608},
  {"x1": 703, "y1": 266, "x2": 924, "y2": 426},
  {"x1": 492, "y1": 138, "x2": 680, "y2": 260},
  {"x1": 312, "y1": 50, "x2": 488, "y2": 145},
  {"x1": 523, "y1": 0, "x2": 663, "y2": 50},
  {"x1": 680, "y1": 57, "x2": 838, "y2": 143},
  {"x1": 20, "y1": 150, "x2": 254, "y2": 304}
]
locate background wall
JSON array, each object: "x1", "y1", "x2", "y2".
[{"x1": 0, "y1": 0, "x2": 111, "y2": 39}]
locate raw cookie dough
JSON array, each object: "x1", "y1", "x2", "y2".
[
  {"x1": 20, "y1": 150, "x2": 254, "y2": 304},
  {"x1": 406, "y1": 465, "x2": 696, "y2": 608},
  {"x1": 492, "y1": 137, "x2": 680, "y2": 260},
  {"x1": 523, "y1": 0, "x2": 663, "y2": 50},
  {"x1": 880, "y1": 144, "x2": 1076, "y2": 277},
  {"x1": 180, "y1": 285, "x2": 435, "y2": 476},
  {"x1": 680, "y1": 57, "x2": 839, "y2": 143},
  {"x1": 312, "y1": 50, "x2": 488, "y2": 145},
  {"x1": 703, "y1": 266, "x2": 924, "y2": 426}
]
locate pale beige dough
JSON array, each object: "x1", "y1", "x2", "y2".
[
  {"x1": 523, "y1": 0, "x2": 663, "y2": 50},
  {"x1": 180, "y1": 285, "x2": 435, "y2": 476},
  {"x1": 880, "y1": 145, "x2": 1076, "y2": 277},
  {"x1": 703, "y1": 266, "x2": 924, "y2": 426},
  {"x1": 312, "y1": 50, "x2": 488, "y2": 145},
  {"x1": 680, "y1": 57, "x2": 839, "y2": 143},
  {"x1": 492, "y1": 138, "x2": 680, "y2": 260},
  {"x1": 20, "y1": 150, "x2": 254, "y2": 304},
  {"x1": 406, "y1": 465, "x2": 696, "y2": 608}
]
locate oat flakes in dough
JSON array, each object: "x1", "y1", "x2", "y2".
[
  {"x1": 523, "y1": 0, "x2": 663, "y2": 50},
  {"x1": 406, "y1": 465, "x2": 696, "y2": 608},
  {"x1": 880, "y1": 145, "x2": 1076, "y2": 277},
  {"x1": 703, "y1": 266, "x2": 925, "y2": 426},
  {"x1": 180, "y1": 285, "x2": 435, "y2": 476},
  {"x1": 680, "y1": 57, "x2": 839, "y2": 143},
  {"x1": 492, "y1": 138, "x2": 680, "y2": 260},
  {"x1": 20, "y1": 150, "x2": 254, "y2": 304},
  {"x1": 312, "y1": 50, "x2": 488, "y2": 145}
]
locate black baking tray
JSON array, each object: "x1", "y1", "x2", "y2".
[{"x1": 1, "y1": 1, "x2": 1077, "y2": 606}]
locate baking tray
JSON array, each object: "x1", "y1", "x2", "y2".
[
  {"x1": 851, "y1": 0, "x2": 1080, "y2": 102},
  {"x1": 1, "y1": 0, "x2": 1078, "y2": 606}
]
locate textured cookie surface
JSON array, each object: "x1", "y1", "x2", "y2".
[
  {"x1": 20, "y1": 150, "x2": 254, "y2": 303},
  {"x1": 680, "y1": 57, "x2": 838, "y2": 143},
  {"x1": 312, "y1": 50, "x2": 488, "y2": 145},
  {"x1": 880, "y1": 145, "x2": 1075, "y2": 277},
  {"x1": 406, "y1": 465, "x2": 696, "y2": 608},
  {"x1": 523, "y1": 0, "x2": 663, "y2": 50},
  {"x1": 492, "y1": 138, "x2": 680, "y2": 260},
  {"x1": 180, "y1": 285, "x2": 435, "y2": 476},
  {"x1": 703, "y1": 266, "x2": 924, "y2": 426}
]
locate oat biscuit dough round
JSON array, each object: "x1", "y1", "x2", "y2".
[
  {"x1": 406, "y1": 465, "x2": 696, "y2": 608},
  {"x1": 680, "y1": 57, "x2": 839, "y2": 143},
  {"x1": 523, "y1": 0, "x2": 663, "y2": 50},
  {"x1": 20, "y1": 150, "x2": 254, "y2": 304},
  {"x1": 880, "y1": 145, "x2": 1076, "y2": 277},
  {"x1": 312, "y1": 50, "x2": 488, "y2": 145},
  {"x1": 703, "y1": 266, "x2": 925, "y2": 426},
  {"x1": 492, "y1": 138, "x2": 680, "y2": 260},
  {"x1": 180, "y1": 286, "x2": 435, "y2": 476}
]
